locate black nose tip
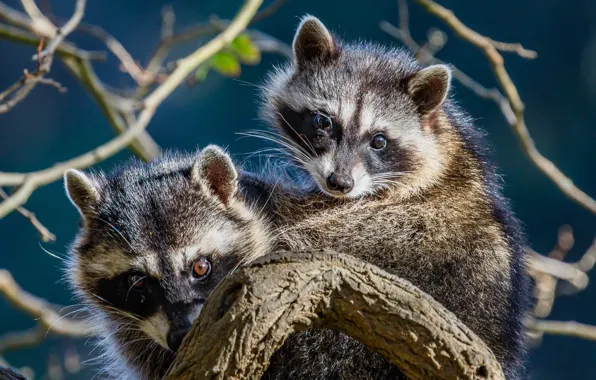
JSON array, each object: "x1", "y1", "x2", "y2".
[
  {"x1": 326, "y1": 173, "x2": 354, "y2": 194},
  {"x1": 167, "y1": 327, "x2": 190, "y2": 351}
]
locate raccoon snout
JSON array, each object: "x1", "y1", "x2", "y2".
[
  {"x1": 326, "y1": 173, "x2": 354, "y2": 194},
  {"x1": 167, "y1": 324, "x2": 191, "y2": 351}
]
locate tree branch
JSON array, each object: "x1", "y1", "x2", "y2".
[
  {"x1": 0, "y1": 0, "x2": 87, "y2": 114},
  {"x1": 0, "y1": 0, "x2": 264, "y2": 219},
  {"x1": 379, "y1": 20, "x2": 515, "y2": 123},
  {"x1": 0, "y1": 270, "x2": 90, "y2": 337},
  {"x1": 0, "y1": 23, "x2": 105, "y2": 61},
  {"x1": 33, "y1": 0, "x2": 86, "y2": 64},
  {"x1": 525, "y1": 226, "x2": 596, "y2": 346},
  {"x1": 0, "y1": 188, "x2": 55, "y2": 242},
  {"x1": 166, "y1": 251, "x2": 504, "y2": 380},
  {"x1": 0, "y1": 326, "x2": 46, "y2": 354},
  {"x1": 407, "y1": 0, "x2": 595, "y2": 214},
  {"x1": 528, "y1": 320, "x2": 596, "y2": 341},
  {"x1": 0, "y1": 5, "x2": 157, "y2": 160}
]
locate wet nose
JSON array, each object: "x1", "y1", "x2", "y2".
[
  {"x1": 326, "y1": 173, "x2": 354, "y2": 194},
  {"x1": 167, "y1": 327, "x2": 190, "y2": 351}
]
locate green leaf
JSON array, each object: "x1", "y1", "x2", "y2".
[
  {"x1": 230, "y1": 34, "x2": 261, "y2": 65},
  {"x1": 211, "y1": 51, "x2": 241, "y2": 77},
  {"x1": 194, "y1": 64, "x2": 211, "y2": 82}
]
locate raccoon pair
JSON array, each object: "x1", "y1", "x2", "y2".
[{"x1": 64, "y1": 16, "x2": 529, "y2": 380}]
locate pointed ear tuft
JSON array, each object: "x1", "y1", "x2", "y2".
[
  {"x1": 191, "y1": 145, "x2": 238, "y2": 206},
  {"x1": 64, "y1": 169, "x2": 100, "y2": 218},
  {"x1": 407, "y1": 64, "x2": 452, "y2": 116},
  {"x1": 292, "y1": 15, "x2": 335, "y2": 69}
]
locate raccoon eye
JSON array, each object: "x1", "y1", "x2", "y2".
[
  {"x1": 313, "y1": 113, "x2": 332, "y2": 130},
  {"x1": 128, "y1": 274, "x2": 146, "y2": 291},
  {"x1": 193, "y1": 257, "x2": 212, "y2": 279},
  {"x1": 370, "y1": 134, "x2": 387, "y2": 150}
]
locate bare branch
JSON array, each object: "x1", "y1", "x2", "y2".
[
  {"x1": 75, "y1": 23, "x2": 154, "y2": 85},
  {"x1": 525, "y1": 226, "x2": 596, "y2": 345},
  {"x1": 409, "y1": 0, "x2": 596, "y2": 214},
  {"x1": 0, "y1": 23, "x2": 105, "y2": 61},
  {"x1": 160, "y1": 6, "x2": 175, "y2": 38},
  {"x1": 250, "y1": 29, "x2": 292, "y2": 58},
  {"x1": 0, "y1": 0, "x2": 264, "y2": 219},
  {"x1": 379, "y1": 20, "x2": 515, "y2": 123},
  {"x1": 487, "y1": 38, "x2": 537, "y2": 59},
  {"x1": 250, "y1": 0, "x2": 289, "y2": 23},
  {"x1": 167, "y1": 251, "x2": 504, "y2": 380},
  {"x1": 0, "y1": 2, "x2": 47, "y2": 33},
  {"x1": 528, "y1": 320, "x2": 596, "y2": 341},
  {"x1": 60, "y1": 57, "x2": 158, "y2": 161},
  {"x1": 34, "y1": 0, "x2": 86, "y2": 64},
  {"x1": 0, "y1": 270, "x2": 90, "y2": 337},
  {"x1": 0, "y1": 188, "x2": 55, "y2": 242},
  {"x1": 19, "y1": 0, "x2": 55, "y2": 37},
  {"x1": 0, "y1": 0, "x2": 86, "y2": 114},
  {"x1": 0, "y1": 326, "x2": 46, "y2": 354},
  {"x1": 136, "y1": 0, "x2": 287, "y2": 97},
  {"x1": 0, "y1": 77, "x2": 36, "y2": 114},
  {"x1": 0, "y1": 15, "x2": 157, "y2": 160}
]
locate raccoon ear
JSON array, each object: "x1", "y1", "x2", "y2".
[
  {"x1": 191, "y1": 145, "x2": 238, "y2": 206},
  {"x1": 407, "y1": 64, "x2": 452, "y2": 116},
  {"x1": 292, "y1": 15, "x2": 335, "y2": 69},
  {"x1": 64, "y1": 169, "x2": 100, "y2": 218}
]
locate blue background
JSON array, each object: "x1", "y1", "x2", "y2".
[{"x1": 0, "y1": 0, "x2": 595, "y2": 378}]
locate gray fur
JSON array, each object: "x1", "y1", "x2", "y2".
[
  {"x1": 64, "y1": 15, "x2": 529, "y2": 380},
  {"x1": 64, "y1": 147, "x2": 272, "y2": 380},
  {"x1": 256, "y1": 15, "x2": 529, "y2": 379}
]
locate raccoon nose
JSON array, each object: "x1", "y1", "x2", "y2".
[
  {"x1": 327, "y1": 173, "x2": 354, "y2": 194},
  {"x1": 167, "y1": 327, "x2": 190, "y2": 352}
]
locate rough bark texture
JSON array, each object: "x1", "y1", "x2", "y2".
[{"x1": 165, "y1": 250, "x2": 504, "y2": 380}]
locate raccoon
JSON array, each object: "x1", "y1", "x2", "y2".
[
  {"x1": 260, "y1": 16, "x2": 456, "y2": 199},
  {"x1": 63, "y1": 147, "x2": 272, "y2": 380},
  {"x1": 254, "y1": 15, "x2": 530, "y2": 379}
]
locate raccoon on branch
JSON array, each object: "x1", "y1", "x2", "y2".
[
  {"x1": 256, "y1": 15, "x2": 530, "y2": 379},
  {"x1": 63, "y1": 148, "x2": 273, "y2": 380}
]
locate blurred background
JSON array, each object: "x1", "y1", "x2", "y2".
[{"x1": 0, "y1": 0, "x2": 595, "y2": 379}]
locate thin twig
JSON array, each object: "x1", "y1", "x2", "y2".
[
  {"x1": 0, "y1": 326, "x2": 46, "y2": 353},
  {"x1": 0, "y1": 0, "x2": 264, "y2": 219},
  {"x1": 250, "y1": 0, "x2": 289, "y2": 23},
  {"x1": 34, "y1": 0, "x2": 86, "y2": 65},
  {"x1": 0, "y1": 23, "x2": 105, "y2": 60},
  {"x1": 407, "y1": 0, "x2": 596, "y2": 214},
  {"x1": 528, "y1": 320, "x2": 596, "y2": 341},
  {"x1": 74, "y1": 23, "x2": 152, "y2": 85},
  {"x1": 0, "y1": 0, "x2": 86, "y2": 114},
  {"x1": 525, "y1": 226, "x2": 596, "y2": 345},
  {"x1": 135, "y1": 0, "x2": 288, "y2": 98},
  {"x1": 488, "y1": 38, "x2": 537, "y2": 59},
  {"x1": 0, "y1": 270, "x2": 90, "y2": 337},
  {"x1": 528, "y1": 250, "x2": 589, "y2": 291},
  {"x1": 19, "y1": 0, "x2": 55, "y2": 37},
  {"x1": 160, "y1": 5, "x2": 175, "y2": 40},
  {"x1": 0, "y1": 188, "x2": 55, "y2": 242},
  {"x1": 250, "y1": 29, "x2": 292, "y2": 58},
  {"x1": 0, "y1": 21, "x2": 156, "y2": 160},
  {"x1": 0, "y1": 2, "x2": 48, "y2": 34},
  {"x1": 379, "y1": 20, "x2": 515, "y2": 123},
  {"x1": 0, "y1": 78, "x2": 36, "y2": 114}
]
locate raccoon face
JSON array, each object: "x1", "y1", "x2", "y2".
[
  {"x1": 260, "y1": 15, "x2": 452, "y2": 199},
  {"x1": 64, "y1": 146, "x2": 270, "y2": 379}
]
